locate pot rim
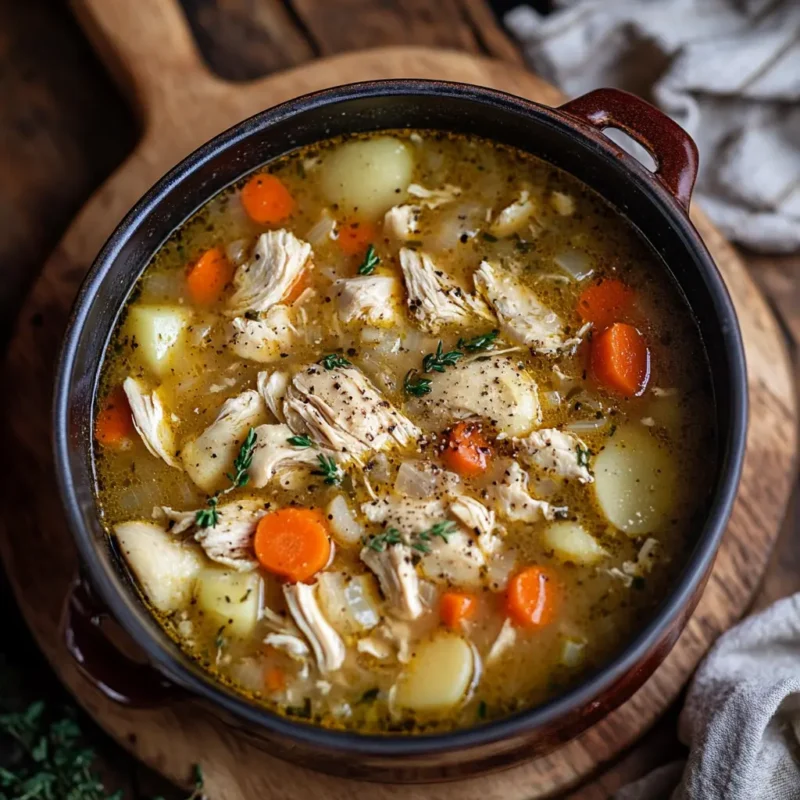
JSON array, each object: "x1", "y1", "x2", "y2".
[{"x1": 54, "y1": 79, "x2": 748, "y2": 757}]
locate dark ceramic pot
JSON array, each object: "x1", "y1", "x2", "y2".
[{"x1": 53, "y1": 81, "x2": 747, "y2": 783}]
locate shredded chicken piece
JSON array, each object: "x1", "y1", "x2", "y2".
[
  {"x1": 494, "y1": 461, "x2": 567, "y2": 523},
  {"x1": 361, "y1": 543, "x2": 424, "y2": 620},
  {"x1": 283, "y1": 364, "x2": 420, "y2": 459},
  {"x1": 516, "y1": 428, "x2": 593, "y2": 484},
  {"x1": 283, "y1": 582, "x2": 346, "y2": 674},
  {"x1": 362, "y1": 497, "x2": 448, "y2": 534},
  {"x1": 487, "y1": 618, "x2": 517, "y2": 664},
  {"x1": 360, "y1": 618, "x2": 415, "y2": 663},
  {"x1": 226, "y1": 230, "x2": 312, "y2": 317},
  {"x1": 474, "y1": 261, "x2": 589, "y2": 354},
  {"x1": 248, "y1": 423, "x2": 324, "y2": 487},
  {"x1": 257, "y1": 370, "x2": 289, "y2": 423},
  {"x1": 335, "y1": 275, "x2": 399, "y2": 326},
  {"x1": 156, "y1": 499, "x2": 264, "y2": 571},
  {"x1": 623, "y1": 537, "x2": 661, "y2": 577},
  {"x1": 264, "y1": 632, "x2": 310, "y2": 661},
  {"x1": 419, "y1": 529, "x2": 486, "y2": 588},
  {"x1": 407, "y1": 183, "x2": 462, "y2": 208},
  {"x1": 384, "y1": 204, "x2": 421, "y2": 240},
  {"x1": 490, "y1": 190, "x2": 538, "y2": 237},
  {"x1": 449, "y1": 495, "x2": 502, "y2": 556},
  {"x1": 228, "y1": 305, "x2": 297, "y2": 362},
  {"x1": 181, "y1": 390, "x2": 266, "y2": 493},
  {"x1": 122, "y1": 377, "x2": 181, "y2": 468},
  {"x1": 399, "y1": 248, "x2": 494, "y2": 333}
]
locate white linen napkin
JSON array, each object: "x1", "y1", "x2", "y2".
[{"x1": 505, "y1": 0, "x2": 800, "y2": 253}]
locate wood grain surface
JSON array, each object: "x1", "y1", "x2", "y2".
[{"x1": 0, "y1": 0, "x2": 796, "y2": 798}]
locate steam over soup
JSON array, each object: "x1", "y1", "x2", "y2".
[{"x1": 95, "y1": 131, "x2": 715, "y2": 733}]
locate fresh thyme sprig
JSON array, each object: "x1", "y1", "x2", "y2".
[
  {"x1": 357, "y1": 244, "x2": 380, "y2": 275},
  {"x1": 403, "y1": 369, "x2": 432, "y2": 397},
  {"x1": 196, "y1": 427, "x2": 258, "y2": 529},
  {"x1": 226, "y1": 426, "x2": 257, "y2": 488},
  {"x1": 313, "y1": 453, "x2": 342, "y2": 485},
  {"x1": 319, "y1": 353, "x2": 351, "y2": 370},
  {"x1": 362, "y1": 520, "x2": 456, "y2": 554},
  {"x1": 457, "y1": 329, "x2": 499, "y2": 353},
  {"x1": 287, "y1": 434, "x2": 313, "y2": 448},
  {"x1": 422, "y1": 340, "x2": 464, "y2": 374},
  {"x1": 363, "y1": 528, "x2": 403, "y2": 552}
]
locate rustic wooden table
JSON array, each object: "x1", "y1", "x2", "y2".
[{"x1": 0, "y1": 1, "x2": 797, "y2": 797}]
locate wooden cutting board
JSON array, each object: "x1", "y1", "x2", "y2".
[{"x1": 0, "y1": 0, "x2": 795, "y2": 796}]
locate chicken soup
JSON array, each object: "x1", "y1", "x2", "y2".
[{"x1": 94, "y1": 131, "x2": 715, "y2": 734}]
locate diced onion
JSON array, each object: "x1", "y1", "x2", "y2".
[
  {"x1": 326, "y1": 495, "x2": 363, "y2": 545},
  {"x1": 555, "y1": 249, "x2": 594, "y2": 282},
  {"x1": 543, "y1": 391, "x2": 562, "y2": 408},
  {"x1": 225, "y1": 239, "x2": 248, "y2": 266},
  {"x1": 306, "y1": 213, "x2": 337, "y2": 247},
  {"x1": 565, "y1": 417, "x2": 609, "y2": 433},
  {"x1": 560, "y1": 638, "x2": 586, "y2": 668},
  {"x1": 395, "y1": 461, "x2": 439, "y2": 499},
  {"x1": 317, "y1": 572, "x2": 380, "y2": 634}
]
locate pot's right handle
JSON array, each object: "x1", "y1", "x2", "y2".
[
  {"x1": 559, "y1": 88, "x2": 698, "y2": 212},
  {"x1": 62, "y1": 573, "x2": 179, "y2": 707}
]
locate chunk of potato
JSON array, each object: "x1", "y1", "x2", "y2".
[
  {"x1": 593, "y1": 424, "x2": 677, "y2": 535},
  {"x1": 392, "y1": 634, "x2": 476, "y2": 713},
  {"x1": 114, "y1": 521, "x2": 204, "y2": 612},
  {"x1": 194, "y1": 569, "x2": 262, "y2": 639},
  {"x1": 321, "y1": 137, "x2": 414, "y2": 219},
  {"x1": 125, "y1": 305, "x2": 192, "y2": 378},
  {"x1": 542, "y1": 521, "x2": 608, "y2": 565}
]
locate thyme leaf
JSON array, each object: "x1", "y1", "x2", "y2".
[
  {"x1": 226, "y1": 426, "x2": 257, "y2": 488},
  {"x1": 357, "y1": 243, "x2": 380, "y2": 275},
  {"x1": 195, "y1": 496, "x2": 219, "y2": 529},
  {"x1": 457, "y1": 329, "x2": 499, "y2": 353},
  {"x1": 422, "y1": 340, "x2": 463, "y2": 374},
  {"x1": 313, "y1": 454, "x2": 342, "y2": 485},
  {"x1": 403, "y1": 369, "x2": 432, "y2": 397},
  {"x1": 287, "y1": 434, "x2": 313, "y2": 448},
  {"x1": 319, "y1": 353, "x2": 351, "y2": 370},
  {"x1": 362, "y1": 528, "x2": 402, "y2": 552}
]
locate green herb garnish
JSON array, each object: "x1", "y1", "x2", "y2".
[
  {"x1": 287, "y1": 434, "x2": 313, "y2": 448},
  {"x1": 403, "y1": 369, "x2": 432, "y2": 397},
  {"x1": 576, "y1": 444, "x2": 591, "y2": 468},
  {"x1": 357, "y1": 244, "x2": 380, "y2": 275},
  {"x1": 363, "y1": 528, "x2": 403, "y2": 552},
  {"x1": 195, "y1": 496, "x2": 219, "y2": 529},
  {"x1": 319, "y1": 353, "x2": 351, "y2": 370},
  {"x1": 227, "y1": 426, "x2": 257, "y2": 488},
  {"x1": 457, "y1": 329, "x2": 499, "y2": 353},
  {"x1": 425, "y1": 520, "x2": 457, "y2": 542},
  {"x1": 422, "y1": 340, "x2": 463, "y2": 374},
  {"x1": 313, "y1": 454, "x2": 342, "y2": 485}
]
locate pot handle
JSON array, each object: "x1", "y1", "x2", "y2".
[
  {"x1": 559, "y1": 88, "x2": 698, "y2": 211},
  {"x1": 62, "y1": 573, "x2": 179, "y2": 707}
]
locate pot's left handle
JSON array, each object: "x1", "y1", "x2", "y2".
[
  {"x1": 62, "y1": 573, "x2": 180, "y2": 707},
  {"x1": 559, "y1": 88, "x2": 698, "y2": 212}
]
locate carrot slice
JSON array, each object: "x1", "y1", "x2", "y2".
[
  {"x1": 506, "y1": 566, "x2": 559, "y2": 629},
  {"x1": 281, "y1": 269, "x2": 311, "y2": 304},
  {"x1": 440, "y1": 591, "x2": 477, "y2": 629},
  {"x1": 577, "y1": 279, "x2": 635, "y2": 330},
  {"x1": 337, "y1": 219, "x2": 376, "y2": 256},
  {"x1": 441, "y1": 422, "x2": 492, "y2": 477},
  {"x1": 95, "y1": 386, "x2": 134, "y2": 448},
  {"x1": 591, "y1": 322, "x2": 650, "y2": 397},
  {"x1": 254, "y1": 508, "x2": 331, "y2": 583},
  {"x1": 185, "y1": 247, "x2": 234, "y2": 305},
  {"x1": 241, "y1": 173, "x2": 295, "y2": 224},
  {"x1": 264, "y1": 666, "x2": 286, "y2": 693}
]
